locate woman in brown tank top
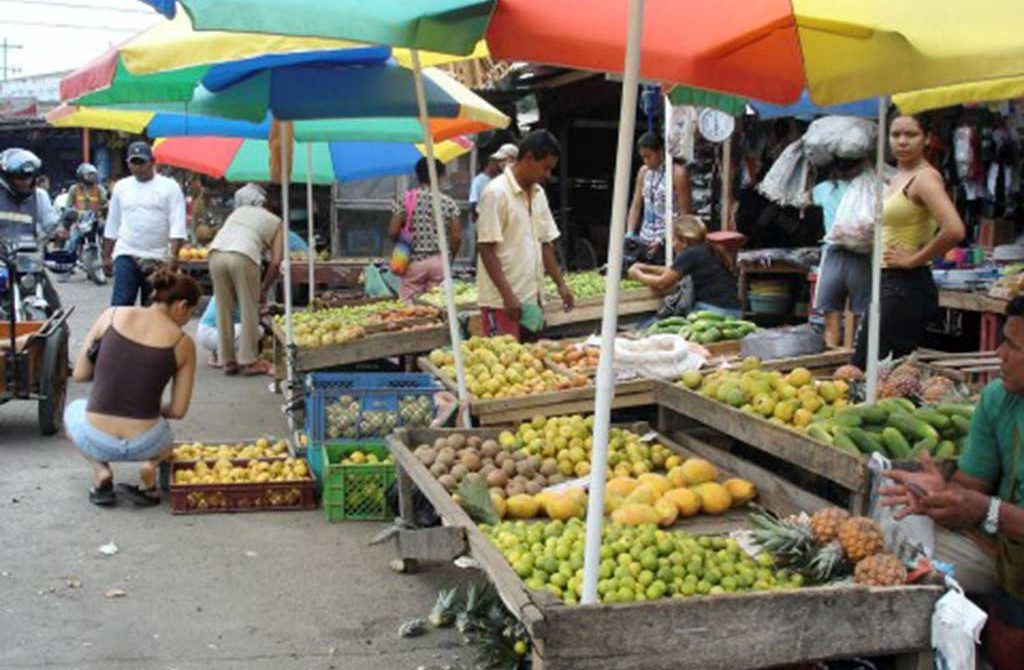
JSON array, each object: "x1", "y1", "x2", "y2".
[{"x1": 66, "y1": 271, "x2": 199, "y2": 506}]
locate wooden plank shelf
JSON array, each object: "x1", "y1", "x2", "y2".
[{"x1": 386, "y1": 425, "x2": 940, "y2": 670}]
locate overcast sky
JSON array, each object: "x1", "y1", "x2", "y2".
[{"x1": 1, "y1": 0, "x2": 163, "y2": 78}]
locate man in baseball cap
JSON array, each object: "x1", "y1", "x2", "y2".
[
  {"x1": 492, "y1": 143, "x2": 519, "y2": 165},
  {"x1": 103, "y1": 140, "x2": 187, "y2": 305}
]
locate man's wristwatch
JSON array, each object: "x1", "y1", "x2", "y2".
[{"x1": 983, "y1": 496, "x2": 1002, "y2": 534}]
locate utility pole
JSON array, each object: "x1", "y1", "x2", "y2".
[{"x1": 1, "y1": 38, "x2": 23, "y2": 81}]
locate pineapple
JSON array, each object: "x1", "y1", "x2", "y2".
[
  {"x1": 809, "y1": 507, "x2": 850, "y2": 544},
  {"x1": 854, "y1": 552, "x2": 907, "y2": 587},
  {"x1": 892, "y1": 361, "x2": 922, "y2": 380},
  {"x1": 428, "y1": 587, "x2": 459, "y2": 628},
  {"x1": 921, "y1": 376, "x2": 956, "y2": 403},
  {"x1": 807, "y1": 541, "x2": 850, "y2": 583},
  {"x1": 837, "y1": 516, "x2": 885, "y2": 563},
  {"x1": 750, "y1": 511, "x2": 814, "y2": 561}
]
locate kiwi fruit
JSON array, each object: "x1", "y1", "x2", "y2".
[
  {"x1": 505, "y1": 481, "x2": 525, "y2": 497},
  {"x1": 447, "y1": 433, "x2": 467, "y2": 449},
  {"x1": 437, "y1": 447, "x2": 456, "y2": 465},
  {"x1": 450, "y1": 463, "x2": 468, "y2": 481},
  {"x1": 539, "y1": 458, "x2": 558, "y2": 477},
  {"x1": 547, "y1": 473, "x2": 566, "y2": 485},
  {"x1": 438, "y1": 474, "x2": 457, "y2": 491},
  {"x1": 494, "y1": 451, "x2": 509, "y2": 466},
  {"x1": 466, "y1": 435, "x2": 483, "y2": 449},
  {"x1": 524, "y1": 481, "x2": 543, "y2": 496},
  {"x1": 501, "y1": 460, "x2": 517, "y2": 476},
  {"x1": 429, "y1": 462, "x2": 448, "y2": 478},
  {"x1": 486, "y1": 469, "x2": 509, "y2": 488},
  {"x1": 516, "y1": 460, "x2": 535, "y2": 477},
  {"x1": 480, "y1": 463, "x2": 497, "y2": 478},
  {"x1": 434, "y1": 437, "x2": 448, "y2": 450},
  {"x1": 480, "y1": 440, "x2": 500, "y2": 459},
  {"x1": 416, "y1": 448, "x2": 437, "y2": 467}
]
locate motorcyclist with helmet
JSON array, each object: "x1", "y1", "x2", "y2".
[
  {"x1": 0, "y1": 147, "x2": 63, "y2": 308},
  {"x1": 62, "y1": 162, "x2": 108, "y2": 254}
]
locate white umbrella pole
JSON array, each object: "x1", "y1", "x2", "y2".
[
  {"x1": 663, "y1": 96, "x2": 673, "y2": 266},
  {"x1": 411, "y1": 50, "x2": 471, "y2": 428},
  {"x1": 581, "y1": 0, "x2": 645, "y2": 606},
  {"x1": 281, "y1": 136, "x2": 295, "y2": 426},
  {"x1": 865, "y1": 97, "x2": 886, "y2": 403},
  {"x1": 306, "y1": 143, "x2": 315, "y2": 307}
]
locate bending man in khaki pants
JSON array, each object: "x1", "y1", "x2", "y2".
[{"x1": 208, "y1": 184, "x2": 283, "y2": 376}]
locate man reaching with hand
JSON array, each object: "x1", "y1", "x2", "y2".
[
  {"x1": 882, "y1": 294, "x2": 1024, "y2": 669},
  {"x1": 475, "y1": 130, "x2": 573, "y2": 341}
]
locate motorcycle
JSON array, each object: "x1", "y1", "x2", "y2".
[
  {"x1": 50, "y1": 208, "x2": 106, "y2": 286},
  {"x1": 0, "y1": 222, "x2": 53, "y2": 322}
]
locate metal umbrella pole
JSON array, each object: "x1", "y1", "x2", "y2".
[
  {"x1": 865, "y1": 96, "x2": 887, "y2": 403},
  {"x1": 410, "y1": 51, "x2": 472, "y2": 428},
  {"x1": 306, "y1": 143, "x2": 316, "y2": 306},
  {"x1": 581, "y1": 0, "x2": 645, "y2": 606}
]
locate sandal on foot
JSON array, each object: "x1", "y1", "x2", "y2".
[
  {"x1": 223, "y1": 362, "x2": 239, "y2": 376},
  {"x1": 115, "y1": 484, "x2": 161, "y2": 507},
  {"x1": 240, "y1": 360, "x2": 272, "y2": 377},
  {"x1": 89, "y1": 482, "x2": 116, "y2": 507}
]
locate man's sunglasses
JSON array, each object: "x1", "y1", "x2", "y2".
[{"x1": 128, "y1": 158, "x2": 151, "y2": 166}]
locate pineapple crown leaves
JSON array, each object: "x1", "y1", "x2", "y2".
[
  {"x1": 457, "y1": 477, "x2": 500, "y2": 525},
  {"x1": 428, "y1": 587, "x2": 460, "y2": 628},
  {"x1": 806, "y1": 541, "x2": 851, "y2": 584},
  {"x1": 748, "y1": 507, "x2": 815, "y2": 559}
]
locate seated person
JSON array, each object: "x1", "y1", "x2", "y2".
[
  {"x1": 627, "y1": 215, "x2": 741, "y2": 317},
  {"x1": 883, "y1": 295, "x2": 1024, "y2": 669}
]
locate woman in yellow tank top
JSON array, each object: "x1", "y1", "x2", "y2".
[{"x1": 853, "y1": 113, "x2": 966, "y2": 369}]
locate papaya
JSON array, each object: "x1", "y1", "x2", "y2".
[
  {"x1": 881, "y1": 427, "x2": 911, "y2": 459},
  {"x1": 887, "y1": 413, "x2": 939, "y2": 443}
]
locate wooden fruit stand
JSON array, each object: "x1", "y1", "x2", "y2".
[
  {"x1": 417, "y1": 356, "x2": 655, "y2": 426},
  {"x1": 654, "y1": 380, "x2": 871, "y2": 511},
  {"x1": 466, "y1": 288, "x2": 663, "y2": 338},
  {"x1": 385, "y1": 424, "x2": 940, "y2": 670}
]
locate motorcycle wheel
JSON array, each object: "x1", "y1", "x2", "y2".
[
  {"x1": 38, "y1": 324, "x2": 69, "y2": 436},
  {"x1": 82, "y1": 247, "x2": 106, "y2": 285}
]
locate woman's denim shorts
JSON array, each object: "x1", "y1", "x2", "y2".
[{"x1": 64, "y1": 399, "x2": 174, "y2": 462}]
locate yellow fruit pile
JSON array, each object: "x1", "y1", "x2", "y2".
[
  {"x1": 340, "y1": 450, "x2": 392, "y2": 466},
  {"x1": 173, "y1": 457, "x2": 310, "y2": 485},
  {"x1": 427, "y1": 336, "x2": 587, "y2": 399},
  {"x1": 678, "y1": 358, "x2": 849, "y2": 432},
  {"x1": 172, "y1": 438, "x2": 289, "y2": 461},
  {"x1": 605, "y1": 460, "x2": 757, "y2": 526},
  {"x1": 177, "y1": 246, "x2": 209, "y2": 261}
]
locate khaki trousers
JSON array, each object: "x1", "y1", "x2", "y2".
[{"x1": 209, "y1": 250, "x2": 261, "y2": 365}]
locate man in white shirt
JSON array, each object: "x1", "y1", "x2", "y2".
[
  {"x1": 103, "y1": 141, "x2": 186, "y2": 306},
  {"x1": 476, "y1": 131, "x2": 573, "y2": 340}
]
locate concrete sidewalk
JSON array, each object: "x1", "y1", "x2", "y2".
[{"x1": 0, "y1": 280, "x2": 473, "y2": 670}]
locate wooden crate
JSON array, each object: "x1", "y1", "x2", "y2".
[
  {"x1": 417, "y1": 356, "x2": 654, "y2": 426},
  {"x1": 466, "y1": 289, "x2": 662, "y2": 337},
  {"x1": 654, "y1": 380, "x2": 870, "y2": 509},
  {"x1": 0, "y1": 321, "x2": 45, "y2": 395},
  {"x1": 386, "y1": 426, "x2": 939, "y2": 670},
  {"x1": 272, "y1": 321, "x2": 450, "y2": 374}
]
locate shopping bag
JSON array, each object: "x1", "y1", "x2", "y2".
[{"x1": 827, "y1": 171, "x2": 878, "y2": 253}]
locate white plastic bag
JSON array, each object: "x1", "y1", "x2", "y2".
[
  {"x1": 603, "y1": 334, "x2": 706, "y2": 380},
  {"x1": 757, "y1": 140, "x2": 809, "y2": 208},
  {"x1": 932, "y1": 578, "x2": 987, "y2": 670},
  {"x1": 827, "y1": 171, "x2": 878, "y2": 253},
  {"x1": 804, "y1": 115, "x2": 877, "y2": 166},
  {"x1": 867, "y1": 453, "x2": 936, "y2": 561}
]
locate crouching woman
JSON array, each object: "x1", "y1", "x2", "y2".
[{"x1": 65, "y1": 271, "x2": 199, "y2": 506}]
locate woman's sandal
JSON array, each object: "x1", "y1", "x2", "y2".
[
  {"x1": 115, "y1": 484, "x2": 161, "y2": 507},
  {"x1": 89, "y1": 481, "x2": 117, "y2": 507},
  {"x1": 240, "y1": 360, "x2": 273, "y2": 377}
]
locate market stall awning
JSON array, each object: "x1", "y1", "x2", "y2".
[{"x1": 894, "y1": 76, "x2": 1024, "y2": 115}]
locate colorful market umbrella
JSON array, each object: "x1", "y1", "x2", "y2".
[
  {"x1": 151, "y1": 135, "x2": 472, "y2": 184},
  {"x1": 139, "y1": 0, "x2": 1024, "y2": 107},
  {"x1": 894, "y1": 76, "x2": 1024, "y2": 115}
]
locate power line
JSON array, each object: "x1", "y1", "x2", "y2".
[
  {"x1": 2, "y1": 19, "x2": 147, "y2": 32},
  {"x1": 0, "y1": 0, "x2": 156, "y2": 14}
]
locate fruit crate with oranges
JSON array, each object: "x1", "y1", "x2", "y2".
[
  {"x1": 321, "y1": 442, "x2": 395, "y2": 522},
  {"x1": 168, "y1": 456, "x2": 316, "y2": 515},
  {"x1": 383, "y1": 424, "x2": 942, "y2": 670}
]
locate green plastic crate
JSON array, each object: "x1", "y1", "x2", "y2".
[{"x1": 321, "y1": 442, "x2": 395, "y2": 522}]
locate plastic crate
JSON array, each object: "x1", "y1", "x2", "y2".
[
  {"x1": 168, "y1": 459, "x2": 316, "y2": 515},
  {"x1": 304, "y1": 372, "x2": 440, "y2": 442},
  {"x1": 321, "y1": 442, "x2": 395, "y2": 522}
]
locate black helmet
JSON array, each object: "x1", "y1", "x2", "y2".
[
  {"x1": 76, "y1": 162, "x2": 99, "y2": 184},
  {"x1": 0, "y1": 148, "x2": 41, "y2": 202}
]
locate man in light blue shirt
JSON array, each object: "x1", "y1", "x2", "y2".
[
  {"x1": 196, "y1": 296, "x2": 241, "y2": 367},
  {"x1": 465, "y1": 143, "x2": 517, "y2": 259}
]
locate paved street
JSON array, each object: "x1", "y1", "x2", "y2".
[{"x1": 1, "y1": 278, "x2": 470, "y2": 670}]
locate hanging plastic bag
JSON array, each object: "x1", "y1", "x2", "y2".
[
  {"x1": 757, "y1": 140, "x2": 809, "y2": 208},
  {"x1": 867, "y1": 453, "x2": 936, "y2": 562},
  {"x1": 803, "y1": 116, "x2": 877, "y2": 166},
  {"x1": 932, "y1": 578, "x2": 987, "y2": 670},
  {"x1": 364, "y1": 263, "x2": 398, "y2": 298},
  {"x1": 828, "y1": 171, "x2": 878, "y2": 253}
]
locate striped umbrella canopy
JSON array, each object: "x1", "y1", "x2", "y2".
[
  {"x1": 46, "y1": 103, "x2": 490, "y2": 144},
  {"x1": 152, "y1": 135, "x2": 472, "y2": 184},
  {"x1": 60, "y1": 12, "x2": 504, "y2": 131}
]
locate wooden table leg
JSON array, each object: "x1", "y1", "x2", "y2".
[{"x1": 396, "y1": 463, "x2": 416, "y2": 525}]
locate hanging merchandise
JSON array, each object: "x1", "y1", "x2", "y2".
[
  {"x1": 667, "y1": 104, "x2": 698, "y2": 163},
  {"x1": 954, "y1": 124, "x2": 986, "y2": 201},
  {"x1": 757, "y1": 140, "x2": 808, "y2": 208}
]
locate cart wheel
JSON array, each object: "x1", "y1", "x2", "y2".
[{"x1": 38, "y1": 325, "x2": 69, "y2": 436}]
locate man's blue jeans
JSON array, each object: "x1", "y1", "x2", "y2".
[{"x1": 111, "y1": 256, "x2": 153, "y2": 306}]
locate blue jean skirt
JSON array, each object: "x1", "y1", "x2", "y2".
[{"x1": 64, "y1": 399, "x2": 174, "y2": 462}]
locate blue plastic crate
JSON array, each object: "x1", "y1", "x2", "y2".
[{"x1": 304, "y1": 372, "x2": 440, "y2": 442}]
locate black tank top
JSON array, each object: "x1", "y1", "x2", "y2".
[{"x1": 86, "y1": 315, "x2": 180, "y2": 420}]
